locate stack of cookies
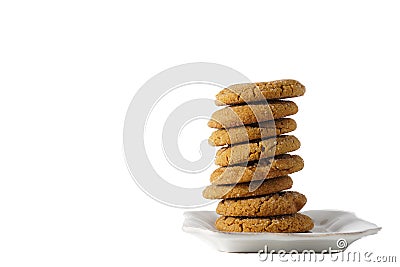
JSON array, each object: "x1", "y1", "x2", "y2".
[{"x1": 202, "y1": 79, "x2": 314, "y2": 233}]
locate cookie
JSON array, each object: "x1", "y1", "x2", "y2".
[
  {"x1": 216, "y1": 191, "x2": 307, "y2": 217},
  {"x1": 215, "y1": 213, "x2": 314, "y2": 233},
  {"x1": 216, "y1": 79, "x2": 305, "y2": 106},
  {"x1": 210, "y1": 154, "x2": 303, "y2": 185},
  {"x1": 208, "y1": 100, "x2": 298, "y2": 129},
  {"x1": 208, "y1": 118, "x2": 297, "y2": 146},
  {"x1": 215, "y1": 135, "x2": 300, "y2": 167},
  {"x1": 202, "y1": 175, "x2": 292, "y2": 200}
]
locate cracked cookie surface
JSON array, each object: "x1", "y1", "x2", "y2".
[
  {"x1": 216, "y1": 79, "x2": 305, "y2": 106},
  {"x1": 215, "y1": 135, "x2": 300, "y2": 166},
  {"x1": 215, "y1": 213, "x2": 314, "y2": 232},
  {"x1": 208, "y1": 100, "x2": 298, "y2": 129},
  {"x1": 208, "y1": 118, "x2": 297, "y2": 146},
  {"x1": 202, "y1": 175, "x2": 293, "y2": 199},
  {"x1": 210, "y1": 154, "x2": 303, "y2": 185},
  {"x1": 216, "y1": 191, "x2": 306, "y2": 217}
]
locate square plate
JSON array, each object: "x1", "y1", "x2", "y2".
[{"x1": 182, "y1": 210, "x2": 380, "y2": 253}]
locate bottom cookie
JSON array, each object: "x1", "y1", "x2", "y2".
[{"x1": 215, "y1": 213, "x2": 314, "y2": 233}]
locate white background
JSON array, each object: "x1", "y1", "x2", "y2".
[{"x1": 1, "y1": 0, "x2": 399, "y2": 266}]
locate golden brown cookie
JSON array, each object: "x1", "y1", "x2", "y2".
[
  {"x1": 210, "y1": 154, "x2": 303, "y2": 185},
  {"x1": 216, "y1": 79, "x2": 306, "y2": 106},
  {"x1": 215, "y1": 135, "x2": 300, "y2": 167},
  {"x1": 208, "y1": 100, "x2": 298, "y2": 129},
  {"x1": 208, "y1": 118, "x2": 297, "y2": 146},
  {"x1": 215, "y1": 213, "x2": 314, "y2": 233},
  {"x1": 202, "y1": 175, "x2": 292, "y2": 200},
  {"x1": 216, "y1": 191, "x2": 307, "y2": 217}
]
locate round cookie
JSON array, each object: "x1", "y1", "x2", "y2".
[
  {"x1": 215, "y1": 213, "x2": 314, "y2": 233},
  {"x1": 215, "y1": 135, "x2": 300, "y2": 167},
  {"x1": 202, "y1": 175, "x2": 293, "y2": 200},
  {"x1": 216, "y1": 79, "x2": 306, "y2": 106},
  {"x1": 216, "y1": 191, "x2": 307, "y2": 217},
  {"x1": 211, "y1": 154, "x2": 304, "y2": 185},
  {"x1": 208, "y1": 100, "x2": 298, "y2": 129},
  {"x1": 208, "y1": 118, "x2": 297, "y2": 146}
]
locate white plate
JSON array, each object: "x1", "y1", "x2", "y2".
[{"x1": 182, "y1": 210, "x2": 381, "y2": 253}]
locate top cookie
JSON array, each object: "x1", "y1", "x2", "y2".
[{"x1": 216, "y1": 79, "x2": 305, "y2": 106}]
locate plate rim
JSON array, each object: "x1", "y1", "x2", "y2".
[{"x1": 182, "y1": 209, "x2": 382, "y2": 238}]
